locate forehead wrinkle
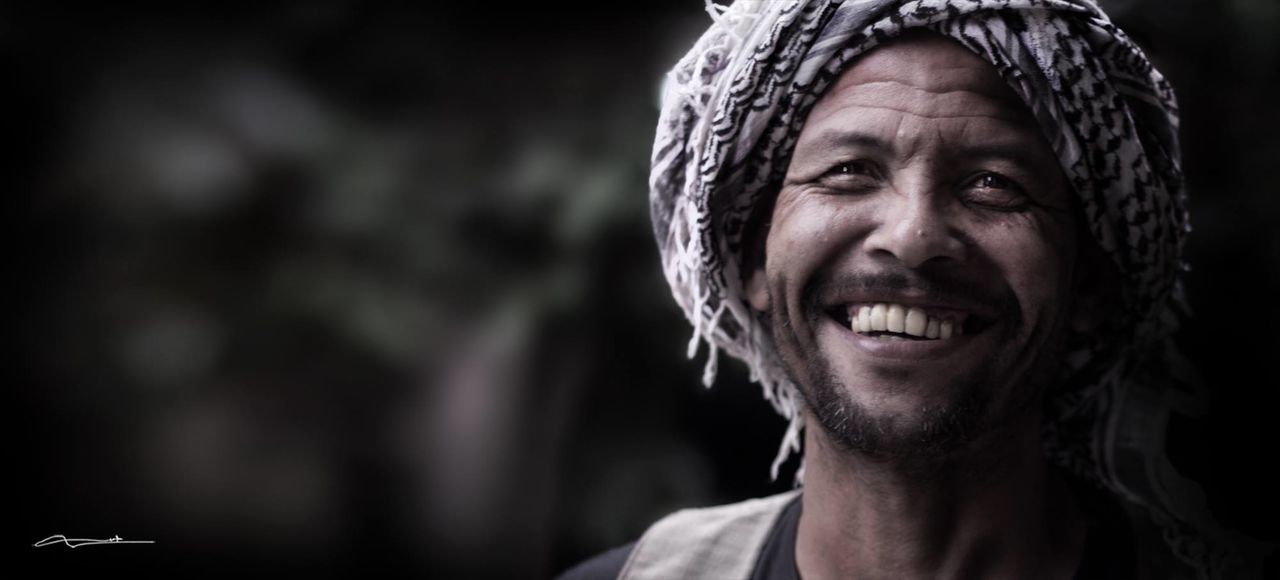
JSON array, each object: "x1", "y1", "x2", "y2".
[
  {"x1": 835, "y1": 78, "x2": 1021, "y2": 103},
  {"x1": 809, "y1": 81, "x2": 1034, "y2": 127},
  {"x1": 813, "y1": 103, "x2": 1032, "y2": 124},
  {"x1": 798, "y1": 107, "x2": 1043, "y2": 161}
]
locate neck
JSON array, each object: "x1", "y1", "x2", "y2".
[{"x1": 795, "y1": 410, "x2": 1086, "y2": 580}]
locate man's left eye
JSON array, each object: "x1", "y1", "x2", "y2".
[
  {"x1": 963, "y1": 172, "x2": 1028, "y2": 210},
  {"x1": 972, "y1": 172, "x2": 1014, "y2": 190}
]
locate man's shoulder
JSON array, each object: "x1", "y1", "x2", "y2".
[
  {"x1": 635, "y1": 489, "x2": 801, "y2": 545},
  {"x1": 556, "y1": 541, "x2": 637, "y2": 580},
  {"x1": 555, "y1": 490, "x2": 801, "y2": 580}
]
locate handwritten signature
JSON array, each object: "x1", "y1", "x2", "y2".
[{"x1": 34, "y1": 535, "x2": 155, "y2": 548}]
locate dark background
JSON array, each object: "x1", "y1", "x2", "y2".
[{"x1": 11, "y1": 1, "x2": 1278, "y2": 577}]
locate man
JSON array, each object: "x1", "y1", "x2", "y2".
[{"x1": 561, "y1": 0, "x2": 1260, "y2": 578}]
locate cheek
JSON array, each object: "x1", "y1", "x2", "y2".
[
  {"x1": 766, "y1": 197, "x2": 863, "y2": 290},
  {"x1": 972, "y1": 213, "x2": 1076, "y2": 321}
]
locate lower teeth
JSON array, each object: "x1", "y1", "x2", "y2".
[{"x1": 873, "y1": 334, "x2": 922, "y2": 342}]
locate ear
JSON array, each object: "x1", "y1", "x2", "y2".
[
  {"x1": 743, "y1": 217, "x2": 771, "y2": 313},
  {"x1": 1069, "y1": 234, "x2": 1119, "y2": 335},
  {"x1": 742, "y1": 187, "x2": 779, "y2": 313},
  {"x1": 746, "y1": 263, "x2": 770, "y2": 312}
]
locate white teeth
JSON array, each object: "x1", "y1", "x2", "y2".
[
  {"x1": 886, "y1": 305, "x2": 905, "y2": 333},
  {"x1": 904, "y1": 307, "x2": 926, "y2": 337},
  {"x1": 845, "y1": 302, "x2": 970, "y2": 341},
  {"x1": 869, "y1": 304, "x2": 887, "y2": 331}
]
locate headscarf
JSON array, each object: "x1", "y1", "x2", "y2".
[{"x1": 650, "y1": 0, "x2": 1259, "y2": 577}]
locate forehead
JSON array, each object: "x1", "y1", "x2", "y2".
[{"x1": 804, "y1": 31, "x2": 1039, "y2": 136}]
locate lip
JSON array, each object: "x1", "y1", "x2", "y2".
[{"x1": 821, "y1": 312, "x2": 990, "y2": 362}]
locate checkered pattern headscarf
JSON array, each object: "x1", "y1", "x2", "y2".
[{"x1": 650, "y1": 0, "x2": 1259, "y2": 577}]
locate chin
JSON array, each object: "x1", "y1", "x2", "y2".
[{"x1": 801, "y1": 365, "x2": 1002, "y2": 459}]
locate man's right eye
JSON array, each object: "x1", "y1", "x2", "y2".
[
  {"x1": 827, "y1": 160, "x2": 877, "y2": 178},
  {"x1": 814, "y1": 160, "x2": 882, "y2": 194}
]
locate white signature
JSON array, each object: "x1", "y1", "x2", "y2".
[{"x1": 34, "y1": 534, "x2": 155, "y2": 548}]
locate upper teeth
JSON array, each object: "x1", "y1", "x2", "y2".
[{"x1": 850, "y1": 304, "x2": 963, "y2": 340}]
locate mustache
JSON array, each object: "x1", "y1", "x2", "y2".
[{"x1": 803, "y1": 269, "x2": 1020, "y2": 319}]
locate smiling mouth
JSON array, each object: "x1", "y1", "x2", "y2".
[{"x1": 826, "y1": 302, "x2": 995, "y2": 341}]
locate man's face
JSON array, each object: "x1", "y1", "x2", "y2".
[{"x1": 747, "y1": 32, "x2": 1084, "y2": 458}]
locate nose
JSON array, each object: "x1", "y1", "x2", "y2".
[{"x1": 863, "y1": 190, "x2": 966, "y2": 268}]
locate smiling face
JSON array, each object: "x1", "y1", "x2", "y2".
[{"x1": 747, "y1": 31, "x2": 1088, "y2": 459}]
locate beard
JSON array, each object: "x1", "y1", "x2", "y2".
[
  {"x1": 769, "y1": 269, "x2": 1062, "y2": 463},
  {"x1": 792, "y1": 345, "x2": 1000, "y2": 461}
]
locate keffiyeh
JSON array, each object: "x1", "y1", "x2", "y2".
[{"x1": 650, "y1": 0, "x2": 1256, "y2": 577}]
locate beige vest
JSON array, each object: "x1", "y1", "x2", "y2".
[{"x1": 618, "y1": 490, "x2": 801, "y2": 580}]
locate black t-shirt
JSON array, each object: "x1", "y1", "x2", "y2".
[{"x1": 557, "y1": 476, "x2": 1137, "y2": 580}]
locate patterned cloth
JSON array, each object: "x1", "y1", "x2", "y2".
[{"x1": 650, "y1": 1, "x2": 1259, "y2": 577}]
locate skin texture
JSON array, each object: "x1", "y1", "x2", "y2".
[{"x1": 745, "y1": 31, "x2": 1096, "y2": 579}]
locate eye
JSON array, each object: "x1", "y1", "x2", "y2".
[
  {"x1": 813, "y1": 159, "x2": 882, "y2": 194},
  {"x1": 973, "y1": 173, "x2": 1013, "y2": 189},
  {"x1": 828, "y1": 160, "x2": 877, "y2": 178},
  {"x1": 962, "y1": 171, "x2": 1029, "y2": 210}
]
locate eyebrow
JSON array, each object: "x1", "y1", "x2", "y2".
[
  {"x1": 808, "y1": 130, "x2": 896, "y2": 157},
  {"x1": 956, "y1": 144, "x2": 1051, "y2": 171}
]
